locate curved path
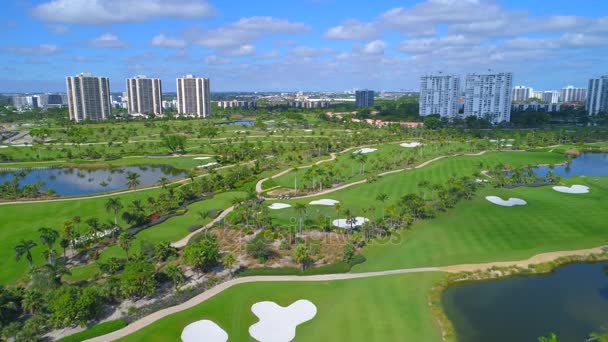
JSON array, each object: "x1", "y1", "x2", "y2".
[
  {"x1": 171, "y1": 205, "x2": 236, "y2": 248},
  {"x1": 255, "y1": 153, "x2": 337, "y2": 193},
  {"x1": 87, "y1": 244, "x2": 606, "y2": 341},
  {"x1": 266, "y1": 151, "x2": 487, "y2": 200}
]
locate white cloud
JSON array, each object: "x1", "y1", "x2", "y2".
[
  {"x1": 361, "y1": 40, "x2": 387, "y2": 54},
  {"x1": 399, "y1": 35, "x2": 475, "y2": 54},
  {"x1": 151, "y1": 34, "x2": 186, "y2": 48},
  {"x1": 6, "y1": 44, "x2": 60, "y2": 55},
  {"x1": 185, "y1": 16, "x2": 309, "y2": 51},
  {"x1": 289, "y1": 46, "x2": 336, "y2": 57},
  {"x1": 89, "y1": 33, "x2": 129, "y2": 48},
  {"x1": 228, "y1": 44, "x2": 256, "y2": 56},
  {"x1": 32, "y1": 0, "x2": 215, "y2": 24},
  {"x1": 325, "y1": 20, "x2": 379, "y2": 40},
  {"x1": 205, "y1": 55, "x2": 231, "y2": 65}
]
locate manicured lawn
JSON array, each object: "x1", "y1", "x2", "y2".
[
  {"x1": 0, "y1": 187, "x2": 162, "y2": 284},
  {"x1": 57, "y1": 319, "x2": 127, "y2": 342},
  {"x1": 354, "y1": 176, "x2": 608, "y2": 272},
  {"x1": 118, "y1": 272, "x2": 445, "y2": 342},
  {"x1": 267, "y1": 151, "x2": 567, "y2": 225},
  {"x1": 272, "y1": 141, "x2": 479, "y2": 190}
]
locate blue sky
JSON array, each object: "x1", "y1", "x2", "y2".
[{"x1": 1, "y1": 0, "x2": 607, "y2": 93}]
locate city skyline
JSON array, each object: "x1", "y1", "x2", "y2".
[{"x1": 1, "y1": 0, "x2": 607, "y2": 93}]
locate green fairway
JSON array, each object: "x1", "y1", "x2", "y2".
[
  {"x1": 118, "y1": 272, "x2": 445, "y2": 342},
  {"x1": 0, "y1": 188, "x2": 162, "y2": 284},
  {"x1": 267, "y1": 151, "x2": 567, "y2": 224},
  {"x1": 353, "y1": 176, "x2": 608, "y2": 272}
]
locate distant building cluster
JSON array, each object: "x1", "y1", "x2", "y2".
[
  {"x1": 512, "y1": 103, "x2": 562, "y2": 112},
  {"x1": 216, "y1": 100, "x2": 257, "y2": 109},
  {"x1": 512, "y1": 85, "x2": 587, "y2": 104},
  {"x1": 11, "y1": 93, "x2": 67, "y2": 111},
  {"x1": 419, "y1": 72, "x2": 513, "y2": 123},
  {"x1": 288, "y1": 100, "x2": 329, "y2": 109}
]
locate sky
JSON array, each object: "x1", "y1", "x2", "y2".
[{"x1": 0, "y1": 0, "x2": 607, "y2": 93}]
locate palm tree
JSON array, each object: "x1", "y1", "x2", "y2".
[
  {"x1": 126, "y1": 171, "x2": 141, "y2": 189},
  {"x1": 105, "y1": 197, "x2": 123, "y2": 226},
  {"x1": 294, "y1": 203, "x2": 307, "y2": 235},
  {"x1": 118, "y1": 232, "x2": 134, "y2": 261},
  {"x1": 15, "y1": 239, "x2": 37, "y2": 269},
  {"x1": 22, "y1": 289, "x2": 43, "y2": 314},
  {"x1": 38, "y1": 227, "x2": 59, "y2": 266},
  {"x1": 293, "y1": 167, "x2": 298, "y2": 194},
  {"x1": 376, "y1": 193, "x2": 389, "y2": 218},
  {"x1": 158, "y1": 176, "x2": 170, "y2": 189}
]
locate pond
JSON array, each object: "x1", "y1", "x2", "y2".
[
  {"x1": 0, "y1": 165, "x2": 186, "y2": 196},
  {"x1": 534, "y1": 153, "x2": 608, "y2": 178},
  {"x1": 442, "y1": 262, "x2": 608, "y2": 341},
  {"x1": 219, "y1": 120, "x2": 254, "y2": 127}
]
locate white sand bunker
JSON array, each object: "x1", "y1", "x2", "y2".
[
  {"x1": 400, "y1": 142, "x2": 422, "y2": 148},
  {"x1": 309, "y1": 199, "x2": 339, "y2": 206},
  {"x1": 193, "y1": 156, "x2": 212, "y2": 160},
  {"x1": 197, "y1": 162, "x2": 218, "y2": 168},
  {"x1": 332, "y1": 217, "x2": 369, "y2": 229},
  {"x1": 553, "y1": 185, "x2": 590, "y2": 194},
  {"x1": 485, "y1": 196, "x2": 527, "y2": 207},
  {"x1": 353, "y1": 148, "x2": 377, "y2": 154},
  {"x1": 0, "y1": 146, "x2": 7, "y2": 149},
  {"x1": 182, "y1": 320, "x2": 228, "y2": 342},
  {"x1": 268, "y1": 203, "x2": 292, "y2": 210},
  {"x1": 249, "y1": 300, "x2": 317, "y2": 342}
]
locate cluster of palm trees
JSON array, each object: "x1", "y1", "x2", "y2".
[{"x1": 488, "y1": 163, "x2": 562, "y2": 188}]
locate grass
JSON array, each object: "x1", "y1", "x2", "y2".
[
  {"x1": 267, "y1": 151, "x2": 567, "y2": 226},
  {"x1": 353, "y1": 175, "x2": 608, "y2": 272},
  {"x1": 118, "y1": 272, "x2": 445, "y2": 342},
  {"x1": 56, "y1": 319, "x2": 127, "y2": 342},
  {"x1": 0, "y1": 187, "x2": 163, "y2": 284},
  {"x1": 65, "y1": 191, "x2": 244, "y2": 281}
]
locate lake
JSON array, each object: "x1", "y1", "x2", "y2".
[
  {"x1": 0, "y1": 165, "x2": 186, "y2": 196},
  {"x1": 442, "y1": 262, "x2": 608, "y2": 341},
  {"x1": 535, "y1": 153, "x2": 608, "y2": 178}
]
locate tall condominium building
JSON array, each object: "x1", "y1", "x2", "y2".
[
  {"x1": 512, "y1": 86, "x2": 534, "y2": 102},
  {"x1": 126, "y1": 75, "x2": 162, "y2": 115},
  {"x1": 66, "y1": 72, "x2": 111, "y2": 122},
  {"x1": 587, "y1": 76, "x2": 608, "y2": 115},
  {"x1": 355, "y1": 90, "x2": 374, "y2": 108},
  {"x1": 561, "y1": 86, "x2": 587, "y2": 103},
  {"x1": 176, "y1": 75, "x2": 211, "y2": 118},
  {"x1": 541, "y1": 91, "x2": 560, "y2": 104},
  {"x1": 464, "y1": 72, "x2": 513, "y2": 123},
  {"x1": 419, "y1": 75, "x2": 461, "y2": 118}
]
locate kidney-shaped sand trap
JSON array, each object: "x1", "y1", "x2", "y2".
[
  {"x1": 400, "y1": 142, "x2": 422, "y2": 148},
  {"x1": 552, "y1": 185, "x2": 590, "y2": 194},
  {"x1": 249, "y1": 300, "x2": 317, "y2": 342},
  {"x1": 485, "y1": 196, "x2": 527, "y2": 207},
  {"x1": 181, "y1": 320, "x2": 228, "y2": 342},
  {"x1": 353, "y1": 148, "x2": 377, "y2": 154},
  {"x1": 268, "y1": 203, "x2": 292, "y2": 210},
  {"x1": 332, "y1": 217, "x2": 369, "y2": 229},
  {"x1": 309, "y1": 199, "x2": 339, "y2": 206}
]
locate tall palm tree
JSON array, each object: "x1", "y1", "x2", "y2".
[
  {"x1": 157, "y1": 176, "x2": 170, "y2": 189},
  {"x1": 294, "y1": 203, "x2": 307, "y2": 235},
  {"x1": 118, "y1": 232, "x2": 134, "y2": 261},
  {"x1": 14, "y1": 239, "x2": 37, "y2": 269},
  {"x1": 105, "y1": 197, "x2": 123, "y2": 226},
  {"x1": 126, "y1": 171, "x2": 141, "y2": 189},
  {"x1": 376, "y1": 193, "x2": 389, "y2": 218},
  {"x1": 293, "y1": 167, "x2": 298, "y2": 194},
  {"x1": 38, "y1": 227, "x2": 59, "y2": 266}
]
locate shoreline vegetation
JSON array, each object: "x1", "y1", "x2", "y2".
[{"x1": 430, "y1": 250, "x2": 608, "y2": 342}]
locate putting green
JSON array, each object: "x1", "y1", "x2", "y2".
[{"x1": 118, "y1": 272, "x2": 445, "y2": 341}]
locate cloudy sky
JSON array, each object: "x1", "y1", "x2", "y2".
[{"x1": 1, "y1": 0, "x2": 607, "y2": 93}]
